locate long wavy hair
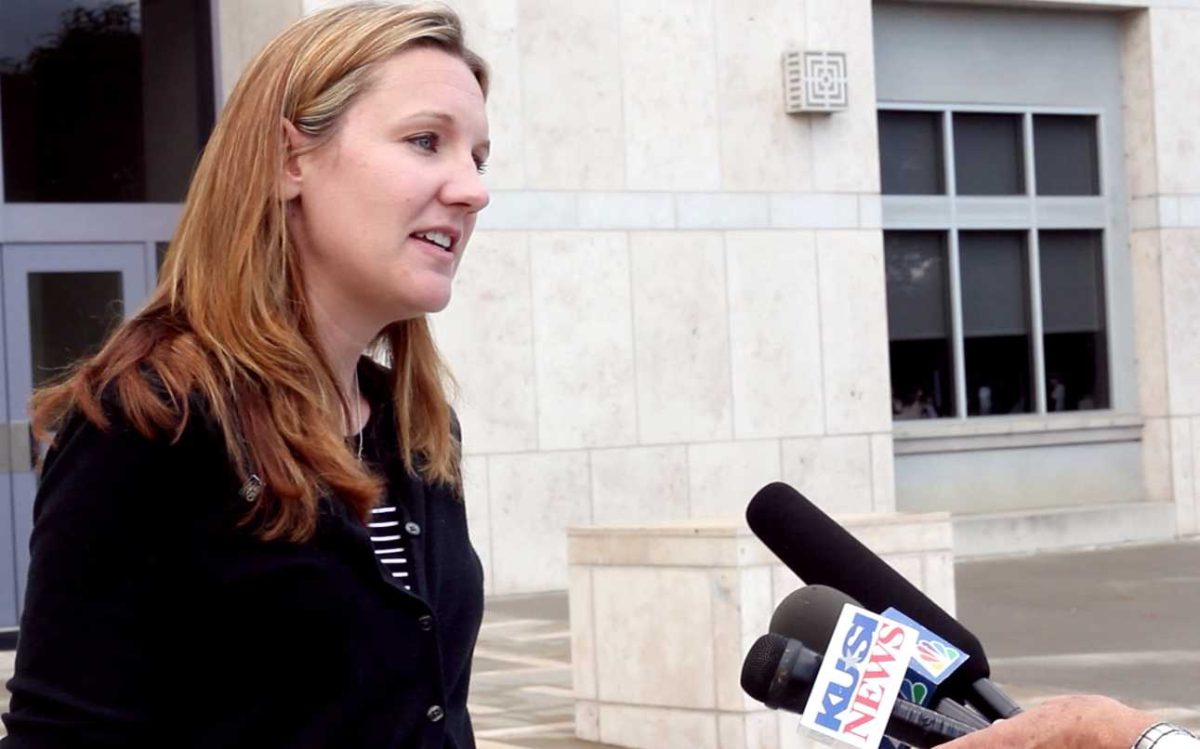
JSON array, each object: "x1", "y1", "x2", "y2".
[{"x1": 30, "y1": 2, "x2": 488, "y2": 542}]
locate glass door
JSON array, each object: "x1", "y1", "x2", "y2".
[{"x1": 0, "y1": 243, "x2": 150, "y2": 628}]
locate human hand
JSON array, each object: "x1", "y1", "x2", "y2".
[{"x1": 940, "y1": 695, "x2": 1157, "y2": 749}]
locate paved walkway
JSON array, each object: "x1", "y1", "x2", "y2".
[
  {"x1": 469, "y1": 593, "x2": 599, "y2": 749},
  {"x1": 956, "y1": 539, "x2": 1200, "y2": 733},
  {"x1": 0, "y1": 540, "x2": 1197, "y2": 745}
]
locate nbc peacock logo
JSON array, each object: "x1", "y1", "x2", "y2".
[{"x1": 913, "y1": 639, "x2": 962, "y2": 679}]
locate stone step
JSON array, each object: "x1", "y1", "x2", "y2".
[{"x1": 952, "y1": 501, "x2": 1178, "y2": 558}]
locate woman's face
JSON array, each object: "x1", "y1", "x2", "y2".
[{"x1": 284, "y1": 46, "x2": 490, "y2": 329}]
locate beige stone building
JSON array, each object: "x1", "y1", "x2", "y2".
[{"x1": 0, "y1": 0, "x2": 1197, "y2": 625}]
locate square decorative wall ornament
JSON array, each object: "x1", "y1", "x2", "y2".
[{"x1": 783, "y1": 50, "x2": 848, "y2": 114}]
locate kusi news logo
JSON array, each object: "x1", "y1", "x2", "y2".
[{"x1": 800, "y1": 605, "x2": 918, "y2": 749}]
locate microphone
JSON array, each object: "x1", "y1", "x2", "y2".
[
  {"x1": 741, "y1": 633, "x2": 976, "y2": 747},
  {"x1": 769, "y1": 583, "x2": 854, "y2": 649},
  {"x1": 770, "y1": 586, "x2": 990, "y2": 732},
  {"x1": 746, "y1": 482, "x2": 1021, "y2": 721}
]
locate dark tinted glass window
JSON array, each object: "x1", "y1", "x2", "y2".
[
  {"x1": 1034, "y1": 115, "x2": 1100, "y2": 196},
  {"x1": 29, "y1": 271, "x2": 123, "y2": 387},
  {"x1": 1040, "y1": 230, "x2": 1108, "y2": 411},
  {"x1": 1, "y1": 0, "x2": 214, "y2": 202},
  {"x1": 884, "y1": 231, "x2": 955, "y2": 419},
  {"x1": 879, "y1": 110, "x2": 945, "y2": 195},
  {"x1": 953, "y1": 113, "x2": 1025, "y2": 196},
  {"x1": 960, "y1": 231, "x2": 1033, "y2": 415}
]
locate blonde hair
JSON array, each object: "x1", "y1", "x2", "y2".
[{"x1": 31, "y1": 2, "x2": 488, "y2": 541}]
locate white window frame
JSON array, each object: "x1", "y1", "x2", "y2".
[{"x1": 880, "y1": 101, "x2": 1116, "y2": 421}]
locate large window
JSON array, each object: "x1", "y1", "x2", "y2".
[
  {"x1": 879, "y1": 107, "x2": 1110, "y2": 420},
  {"x1": 1, "y1": 0, "x2": 215, "y2": 202}
]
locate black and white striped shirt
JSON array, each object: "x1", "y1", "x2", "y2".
[{"x1": 368, "y1": 500, "x2": 412, "y2": 591}]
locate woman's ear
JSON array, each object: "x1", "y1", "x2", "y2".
[{"x1": 280, "y1": 118, "x2": 308, "y2": 201}]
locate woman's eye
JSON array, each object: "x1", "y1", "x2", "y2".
[
  {"x1": 474, "y1": 160, "x2": 489, "y2": 175},
  {"x1": 410, "y1": 133, "x2": 438, "y2": 151}
]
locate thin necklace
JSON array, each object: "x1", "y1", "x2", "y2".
[{"x1": 352, "y1": 368, "x2": 364, "y2": 462}]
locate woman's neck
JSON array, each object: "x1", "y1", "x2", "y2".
[{"x1": 307, "y1": 293, "x2": 374, "y2": 435}]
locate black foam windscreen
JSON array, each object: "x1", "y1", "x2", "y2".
[
  {"x1": 746, "y1": 482, "x2": 990, "y2": 693},
  {"x1": 769, "y1": 584, "x2": 859, "y2": 649},
  {"x1": 741, "y1": 633, "x2": 787, "y2": 703}
]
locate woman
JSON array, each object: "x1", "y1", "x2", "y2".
[{"x1": 1, "y1": 3, "x2": 490, "y2": 747}]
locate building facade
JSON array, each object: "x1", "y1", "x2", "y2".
[{"x1": 0, "y1": 0, "x2": 1197, "y2": 613}]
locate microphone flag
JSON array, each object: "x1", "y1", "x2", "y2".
[
  {"x1": 881, "y1": 607, "x2": 972, "y2": 706},
  {"x1": 800, "y1": 604, "x2": 919, "y2": 748},
  {"x1": 877, "y1": 608, "x2": 975, "y2": 749}
]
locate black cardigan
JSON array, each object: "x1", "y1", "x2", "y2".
[{"x1": 1, "y1": 362, "x2": 484, "y2": 748}]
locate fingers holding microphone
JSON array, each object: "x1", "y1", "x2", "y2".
[{"x1": 939, "y1": 695, "x2": 1159, "y2": 749}]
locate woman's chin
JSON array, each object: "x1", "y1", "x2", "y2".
[{"x1": 394, "y1": 288, "x2": 453, "y2": 319}]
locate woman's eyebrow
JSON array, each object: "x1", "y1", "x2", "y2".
[
  {"x1": 400, "y1": 109, "x2": 483, "y2": 131},
  {"x1": 401, "y1": 110, "x2": 456, "y2": 125}
]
